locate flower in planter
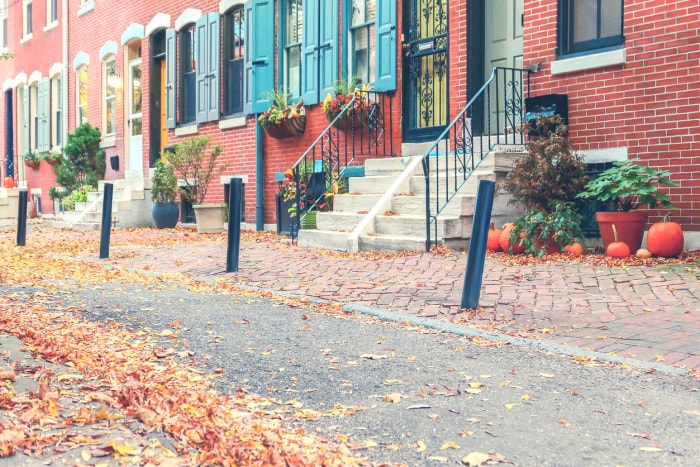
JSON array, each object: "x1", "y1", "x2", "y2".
[
  {"x1": 321, "y1": 77, "x2": 374, "y2": 126},
  {"x1": 258, "y1": 89, "x2": 305, "y2": 138}
]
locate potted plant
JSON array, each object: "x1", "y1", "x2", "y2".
[
  {"x1": 321, "y1": 77, "x2": 376, "y2": 131},
  {"x1": 24, "y1": 151, "x2": 41, "y2": 169},
  {"x1": 577, "y1": 158, "x2": 678, "y2": 251},
  {"x1": 167, "y1": 136, "x2": 228, "y2": 233},
  {"x1": 42, "y1": 150, "x2": 63, "y2": 165},
  {"x1": 150, "y1": 159, "x2": 180, "y2": 229},
  {"x1": 508, "y1": 201, "x2": 585, "y2": 257},
  {"x1": 258, "y1": 89, "x2": 306, "y2": 139}
]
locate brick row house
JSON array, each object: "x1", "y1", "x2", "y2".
[{"x1": 0, "y1": 1, "x2": 698, "y2": 249}]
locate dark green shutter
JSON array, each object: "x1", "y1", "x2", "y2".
[
  {"x1": 375, "y1": 0, "x2": 396, "y2": 92},
  {"x1": 246, "y1": 0, "x2": 273, "y2": 114},
  {"x1": 165, "y1": 28, "x2": 176, "y2": 129},
  {"x1": 196, "y1": 13, "x2": 220, "y2": 124}
]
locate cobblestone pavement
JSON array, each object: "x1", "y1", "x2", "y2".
[{"x1": 77, "y1": 226, "x2": 700, "y2": 373}]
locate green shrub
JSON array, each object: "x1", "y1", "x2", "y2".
[
  {"x1": 54, "y1": 123, "x2": 106, "y2": 193},
  {"x1": 62, "y1": 184, "x2": 97, "y2": 211},
  {"x1": 510, "y1": 201, "x2": 585, "y2": 257}
]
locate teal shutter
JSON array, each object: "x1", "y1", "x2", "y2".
[
  {"x1": 301, "y1": 0, "x2": 319, "y2": 105},
  {"x1": 37, "y1": 79, "x2": 50, "y2": 152},
  {"x1": 375, "y1": 0, "x2": 396, "y2": 92},
  {"x1": 165, "y1": 28, "x2": 176, "y2": 129},
  {"x1": 22, "y1": 85, "x2": 29, "y2": 153},
  {"x1": 246, "y1": 0, "x2": 273, "y2": 114},
  {"x1": 196, "y1": 13, "x2": 220, "y2": 124},
  {"x1": 317, "y1": 1, "x2": 338, "y2": 102}
]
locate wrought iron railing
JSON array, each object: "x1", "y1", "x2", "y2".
[
  {"x1": 288, "y1": 91, "x2": 395, "y2": 242},
  {"x1": 422, "y1": 67, "x2": 529, "y2": 250}
]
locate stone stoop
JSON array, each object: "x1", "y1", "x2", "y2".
[
  {"x1": 51, "y1": 175, "x2": 153, "y2": 230},
  {"x1": 0, "y1": 188, "x2": 22, "y2": 219},
  {"x1": 298, "y1": 145, "x2": 527, "y2": 252}
]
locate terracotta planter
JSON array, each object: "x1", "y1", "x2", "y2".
[
  {"x1": 193, "y1": 204, "x2": 225, "y2": 233},
  {"x1": 596, "y1": 211, "x2": 649, "y2": 252},
  {"x1": 25, "y1": 160, "x2": 40, "y2": 170}
]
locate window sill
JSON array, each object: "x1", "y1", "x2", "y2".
[
  {"x1": 551, "y1": 48, "x2": 626, "y2": 75},
  {"x1": 99, "y1": 138, "x2": 116, "y2": 149},
  {"x1": 43, "y1": 21, "x2": 59, "y2": 33},
  {"x1": 175, "y1": 124, "x2": 198, "y2": 137},
  {"x1": 219, "y1": 116, "x2": 246, "y2": 130},
  {"x1": 78, "y1": 2, "x2": 95, "y2": 17},
  {"x1": 20, "y1": 34, "x2": 33, "y2": 44}
]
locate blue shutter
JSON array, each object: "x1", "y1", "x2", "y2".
[
  {"x1": 165, "y1": 28, "x2": 176, "y2": 129},
  {"x1": 301, "y1": 0, "x2": 319, "y2": 105},
  {"x1": 317, "y1": 1, "x2": 338, "y2": 102},
  {"x1": 22, "y1": 85, "x2": 29, "y2": 153},
  {"x1": 244, "y1": 0, "x2": 252, "y2": 114},
  {"x1": 195, "y1": 13, "x2": 220, "y2": 124},
  {"x1": 195, "y1": 16, "x2": 208, "y2": 124},
  {"x1": 247, "y1": 0, "x2": 273, "y2": 114},
  {"x1": 206, "y1": 13, "x2": 220, "y2": 122},
  {"x1": 38, "y1": 79, "x2": 50, "y2": 152},
  {"x1": 375, "y1": 0, "x2": 396, "y2": 92}
]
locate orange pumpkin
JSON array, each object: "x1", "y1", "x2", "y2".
[
  {"x1": 636, "y1": 248, "x2": 652, "y2": 259},
  {"x1": 565, "y1": 242, "x2": 583, "y2": 256},
  {"x1": 646, "y1": 214, "x2": 684, "y2": 258},
  {"x1": 606, "y1": 224, "x2": 630, "y2": 258},
  {"x1": 499, "y1": 223, "x2": 526, "y2": 255},
  {"x1": 486, "y1": 222, "x2": 502, "y2": 252},
  {"x1": 3, "y1": 176, "x2": 14, "y2": 189}
]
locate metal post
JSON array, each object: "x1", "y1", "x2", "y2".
[
  {"x1": 16, "y1": 190, "x2": 27, "y2": 247},
  {"x1": 226, "y1": 178, "x2": 242, "y2": 273},
  {"x1": 99, "y1": 183, "x2": 113, "y2": 259},
  {"x1": 461, "y1": 180, "x2": 496, "y2": 309}
]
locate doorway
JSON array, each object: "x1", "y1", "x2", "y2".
[
  {"x1": 128, "y1": 58, "x2": 143, "y2": 172},
  {"x1": 402, "y1": 0, "x2": 449, "y2": 142}
]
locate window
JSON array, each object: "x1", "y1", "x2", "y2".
[
  {"x1": 223, "y1": 6, "x2": 245, "y2": 116},
  {"x1": 180, "y1": 24, "x2": 196, "y2": 125},
  {"x1": 558, "y1": 0, "x2": 624, "y2": 57},
  {"x1": 103, "y1": 58, "x2": 116, "y2": 135},
  {"x1": 283, "y1": 0, "x2": 302, "y2": 98},
  {"x1": 23, "y1": 0, "x2": 33, "y2": 37},
  {"x1": 1, "y1": 0, "x2": 7, "y2": 49},
  {"x1": 46, "y1": 0, "x2": 58, "y2": 24},
  {"x1": 77, "y1": 67, "x2": 88, "y2": 126},
  {"x1": 28, "y1": 83, "x2": 37, "y2": 151},
  {"x1": 350, "y1": 0, "x2": 376, "y2": 85}
]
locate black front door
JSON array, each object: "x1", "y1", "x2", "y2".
[{"x1": 402, "y1": 0, "x2": 449, "y2": 142}]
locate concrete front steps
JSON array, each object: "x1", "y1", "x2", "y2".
[
  {"x1": 52, "y1": 171, "x2": 153, "y2": 230},
  {"x1": 298, "y1": 146, "x2": 526, "y2": 252},
  {"x1": 0, "y1": 188, "x2": 23, "y2": 218}
]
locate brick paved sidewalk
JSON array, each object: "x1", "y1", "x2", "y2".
[{"x1": 99, "y1": 231, "x2": 700, "y2": 372}]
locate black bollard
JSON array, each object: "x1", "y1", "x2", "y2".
[
  {"x1": 225, "y1": 178, "x2": 242, "y2": 273},
  {"x1": 17, "y1": 190, "x2": 27, "y2": 247},
  {"x1": 99, "y1": 183, "x2": 114, "y2": 259},
  {"x1": 461, "y1": 180, "x2": 495, "y2": 309}
]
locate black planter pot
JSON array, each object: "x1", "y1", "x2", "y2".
[{"x1": 152, "y1": 202, "x2": 180, "y2": 229}]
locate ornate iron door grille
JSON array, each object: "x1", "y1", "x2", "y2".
[{"x1": 403, "y1": 0, "x2": 449, "y2": 142}]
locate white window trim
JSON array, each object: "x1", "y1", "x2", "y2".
[
  {"x1": 76, "y1": 66, "x2": 88, "y2": 126},
  {"x1": 45, "y1": 0, "x2": 57, "y2": 28},
  {"x1": 22, "y1": 0, "x2": 33, "y2": 39},
  {"x1": 102, "y1": 56, "x2": 118, "y2": 139},
  {"x1": 78, "y1": 2, "x2": 95, "y2": 17},
  {"x1": 551, "y1": 48, "x2": 626, "y2": 75}
]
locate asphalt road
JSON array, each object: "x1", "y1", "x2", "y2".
[{"x1": 10, "y1": 278, "x2": 696, "y2": 466}]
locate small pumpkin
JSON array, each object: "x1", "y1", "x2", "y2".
[
  {"x1": 635, "y1": 248, "x2": 652, "y2": 259},
  {"x1": 606, "y1": 224, "x2": 630, "y2": 258},
  {"x1": 3, "y1": 176, "x2": 14, "y2": 189},
  {"x1": 499, "y1": 223, "x2": 526, "y2": 255},
  {"x1": 565, "y1": 242, "x2": 583, "y2": 256},
  {"x1": 646, "y1": 213, "x2": 684, "y2": 258},
  {"x1": 486, "y1": 222, "x2": 502, "y2": 252}
]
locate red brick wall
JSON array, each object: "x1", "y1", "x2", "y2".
[
  {"x1": 524, "y1": 0, "x2": 700, "y2": 228},
  {"x1": 0, "y1": 0, "x2": 64, "y2": 213}
]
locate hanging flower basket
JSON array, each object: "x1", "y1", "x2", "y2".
[
  {"x1": 263, "y1": 115, "x2": 307, "y2": 139},
  {"x1": 25, "y1": 160, "x2": 40, "y2": 169},
  {"x1": 45, "y1": 154, "x2": 62, "y2": 165}
]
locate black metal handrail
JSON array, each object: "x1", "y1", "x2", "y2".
[
  {"x1": 289, "y1": 90, "x2": 395, "y2": 241},
  {"x1": 422, "y1": 67, "x2": 529, "y2": 251}
]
